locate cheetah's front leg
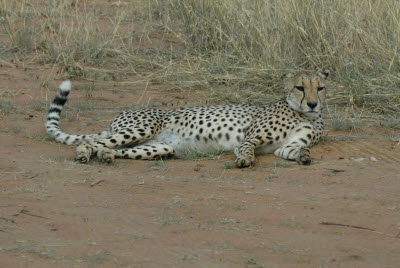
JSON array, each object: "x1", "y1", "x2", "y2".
[
  {"x1": 274, "y1": 125, "x2": 316, "y2": 165},
  {"x1": 235, "y1": 136, "x2": 262, "y2": 168},
  {"x1": 274, "y1": 146, "x2": 312, "y2": 165}
]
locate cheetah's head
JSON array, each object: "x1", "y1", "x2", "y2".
[{"x1": 284, "y1": 70, "x2": 330, "y2": 116}]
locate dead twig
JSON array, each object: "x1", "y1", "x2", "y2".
[
  {"x1": 324, "y1": 168, "x2": 345, "y2": 173},
  {"x1": 320, "y1": 222, "x2": 400, "y2": 239},
  {"x1": 13, "y1": 209, "x2": 49, "y2": 219},
  {"x1": 90, "y1": 179, "x2": 105, "y2": 187},
  {"x1": 28, "y1": 173, "x2": 39, "y2": 179},
  {"x1": 0, "y1": 216, "x2": 15, "y2": 223},
  {"x1": 320, "y1": 222, "x2": 375, "y2": 231}
]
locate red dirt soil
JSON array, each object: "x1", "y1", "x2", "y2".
[{"x1": 1, "y1": 66, "x2": 400, "y2": 268}]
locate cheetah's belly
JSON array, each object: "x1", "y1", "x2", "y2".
[
  {"x1": 255, "y1": 142, "x2": 283, "y2": 154},
  {"x1": 155, "y1": 129, "x2": 240, "y2": 158}
]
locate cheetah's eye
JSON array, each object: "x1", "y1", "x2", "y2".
[
  {"x1": 295, "y1": 86, "x2": 304, "y2": 92},
  {"x1": 317, "y1": 87, "x2": 325, "y2": 92}
]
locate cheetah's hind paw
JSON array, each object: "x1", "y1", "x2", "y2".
[
  {"x1": 98, "y1": 148, "x2": 115, "y2": 164},
  {"x1": 75, "y1": 145, "x2": 91, "y2": 164},
  {"x1": 296, "y1": 148, "x2": 311, "y2": 165}
]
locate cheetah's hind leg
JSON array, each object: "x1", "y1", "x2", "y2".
[
  {"x1": 75, "y1": 144, "x2": 116, "y2": 164},
  {"x1": 75, "y1": 127, "x2": 158, "y2": 163},
  {"x1": 114, "y1": 141, "x2": 175, "y2": 160}
]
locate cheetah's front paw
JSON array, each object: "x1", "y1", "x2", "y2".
[
  {"x1": 235, "y1": 156, "x2": 255, "y2": 168},
  {"x1": 98, "y1": 148, "x2": 115, "y2": 164},
  {"x1": 75, "y1": 144, "x2": 91, "y2": 164},
  {"x1": 296, "y1": 148, "x2": 311, "y2": 165}
]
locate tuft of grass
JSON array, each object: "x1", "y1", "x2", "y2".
[
  {"x1": 59, "y1": 109, "x2": 78, "y2": 121},
  {"x1": 178, "y1": 147, "x2": 226, "y2": 160},
  {"x1": 149, "y1": 159, "x2": 169, "y2": 171},
  {"x1": 221, "y1": 161, "x2": 237, "y2": 169},
  {"x1": 0, "y1": 100, "x2": 16, "y2": 114},
  {"x1": 159, "y1": 206, "x2": 183, "y2": 226},
  {"x1": 279, "y1": 218, "x2": 303, "y2": 229},
  {"x1": 265, "y1": 162, "x2": 294, "y2": 169},
  {"x1": 0, "y1": 126, "x2": 21, "y2": 134},
  {"x1": 328, "y1": 114, "x2": 364, "y2": 132},
  {"x1": 327, "y1": 106, "x2": 365, "y2": 132},
  {"x1": 1, "y1": 246, "x2": 53, "y2": 259},
  {"x1": 11, "y1": 126, "x2": 21, "y2": 134},
  {"x1": 379, "y1": 116, "x2": 400, "y2": 130},
  {"x1": 233, "y1": 202, "x2": 247, "y2": 211},
  {"x1": 79, "y1": 250, "x2": 111, "y2": 266},
  {"x1": 72, "y1": 102, "x2": 95, "y2": 112},
  {"x1": 83, "y1": 83, "x2": 95, "y2": 98},
  {"x1": 30, "y1": 100, "x2": 47, "y2": 112}
]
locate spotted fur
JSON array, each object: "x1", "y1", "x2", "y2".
[{"x1": 46, "y1": 70, "x2": 330, "y2": 167}]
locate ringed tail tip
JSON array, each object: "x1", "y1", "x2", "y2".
[{"x1": 59, "y1": 80, "x2": 71, "y2": 91}]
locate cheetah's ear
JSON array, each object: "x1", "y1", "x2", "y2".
[
  {"x1": 281, "y1": 72, "x2": 294, "y2": 80},
  {"x1": 318, "y1": 69, "x2": 330, "y2": 79}
]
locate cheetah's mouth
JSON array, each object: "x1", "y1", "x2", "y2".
[{"x1": 305, "y1": 110, "x2": 319, "y2": 115}]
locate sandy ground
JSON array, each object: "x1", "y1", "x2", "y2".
[{"x1": 1, "y1": 66, "x2": 400, "y2": 268}]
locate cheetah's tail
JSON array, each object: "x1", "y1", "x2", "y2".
[{"x1": 45, "y1": 80, "x2": 110, "y2": 145}]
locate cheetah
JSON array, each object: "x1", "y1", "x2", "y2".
[{"x1": 45, "y1": 70, "x2": 330, "y2": 167}]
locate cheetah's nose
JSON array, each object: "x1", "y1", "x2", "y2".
[{"x1": 307, "y1": 102, "x2": 318, "y2": 110}]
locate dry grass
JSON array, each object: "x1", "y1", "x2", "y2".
[
  {"x1": 152, "y1": 0, "x2": 400, "y2": 113},
  {"x1": 1, "y1": 0, "x2": 400, "y2": 121}
]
